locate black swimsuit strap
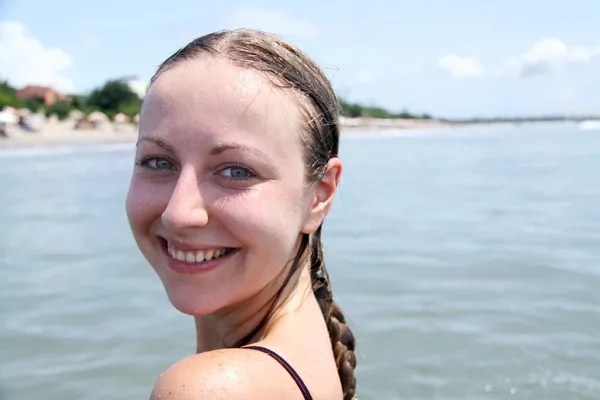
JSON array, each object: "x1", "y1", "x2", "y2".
[{"x1": 244, "y1": 345, "x2": 313, "y2": 400}]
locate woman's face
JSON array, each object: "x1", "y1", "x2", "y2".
[{"x1": 126, "y1": 57, "x2": 325, "y2": 316}]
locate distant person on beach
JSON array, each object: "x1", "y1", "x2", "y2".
[
  {"x1": 17, "y1": 115, "x2": 33, "y2": 132},
  {"x1": 125, "y1": 29, "x2": 357, "y2": 400}
]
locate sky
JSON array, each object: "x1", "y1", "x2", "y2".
[{"x1": 1, "y1": 0, "x2": 599, "y2": 118}]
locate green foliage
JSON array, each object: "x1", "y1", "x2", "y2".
[
  {"x1": 86, "y1": 80, "x2": 141, "y2": 118},
  {"x1": 340, "y1": 100, "x2": 363, "y2": 118},
  {"x1": 25, "y1": 98, "x2": 44, "y2": 112},
  {"x1": 0, "y1": 91, "x2": 14, "y2": 109},
  {"x1": 0, "y1": 79, "x2": 143, "y2": 124},
  {"x1": 66, "y1": 96, "x2": 97, "y2": 116},
  {"x1": 118, "y1": 100, "x2": 142, "y2": 118},
  {"x1": 69, "y1": 95, "x2": 88, "y2": 110},
  {"x1": 45, "y1": 102, "x2": 72, "y2": 120},
  {"x1": 364, "y1": 106, "x2": 394, "y2": 119},
  {"x1": 0, "y1": 80, "x2": 24, "y2": 109},
  {"x1": 79, "y1": 106, "x2": 99, "y2": 116},
  {"x1": 103, "y1": 109, "x2": 117, "y2": 121},
  {"x1": 339, "y1": 97, "x2": 433, "y2": 120}
]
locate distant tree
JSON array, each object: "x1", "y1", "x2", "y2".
[
  {"x1": 68, "y1": 94, "x2": 98, "y2": 116},
  {"x1": 25, "y1": 98, "x2": 44, "y2": 112},
  {"x1": 69, "y1": 95, "x2": 87, "y2": 109},
  {"x1": 87, "y1": 80, "x2": 141, "y2": 118},
  {"x1": 45, "y1": 102, "x2": 71, "y2": 120},
  {"x1": 338, "y1": 97, "x2": 436, "y2": 120},
  {"x1": 397, "y1": 108, "x2": 415, "y2": 119},
  {"x1": 119, "y1": 99, "x2": 143, "y2": 118},
  {"x1": 339, "y1": 99, "x2": 363, "y2": 118},
  {"x1": 0, "y1": 80, "x2": 24, "y2": 109}
]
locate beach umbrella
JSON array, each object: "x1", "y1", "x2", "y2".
[
  {"x1": 69, "y1": 109, "x2": 84, "y2": 120},
  {"x1": 88, "y1": 111, "x2": 109, "y2": 122},
  {"x1": 0, "y1": 111, "x2": 17, "y2": 124},
  {"x1": 114, "y1": 113, "x2": 130, "y2": 123}
]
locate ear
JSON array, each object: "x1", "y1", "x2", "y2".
[{"x1": 301, "y1": 157, "x2": 342, "y2": 234}]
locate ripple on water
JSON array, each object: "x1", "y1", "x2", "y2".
[{"x1": 3, "y1": 126, "x2": 600, "y2": 399}]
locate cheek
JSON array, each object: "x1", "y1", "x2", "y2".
[
  {"x1": 217, "y1": 185, "x2": 306, "y2": 259},
  {"x1": 125, "y1": 178, "x2": 167, "y2": 237}
]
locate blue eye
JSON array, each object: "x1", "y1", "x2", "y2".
[
  {"x1": 220, "y1": 165, "x2": 256, "y2": 181},
  {"x1": 138, "y1": 157, "x2": 176, "y2": 171}
]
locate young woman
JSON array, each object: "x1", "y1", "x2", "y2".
[{"x1": 126, "y1": 29, "x2": 357, "y2": 400}]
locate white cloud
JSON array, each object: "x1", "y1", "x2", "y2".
[
  {"x1": 223, "y1": 8, "x2": 317, "y2": 39},
  {"x1": 0, "y1": 21, "x2": 75, "y2": 92},
  {"x1": 439, "y1": 38, "x2": 600, "y2": 79},
  {"x1": 438, "y1": 54, "x2": 486, "y2": 78},
  {"x1": 493, "y1": 38, "x2": 600, "y2": 77}
]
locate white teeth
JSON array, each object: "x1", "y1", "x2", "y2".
[{"x1": 167, "y1": 243, "x2": 230, "y2": 263}]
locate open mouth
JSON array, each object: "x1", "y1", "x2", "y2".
[{"x1": 158, "y1": 237, "x2": 238, "y2": 264}]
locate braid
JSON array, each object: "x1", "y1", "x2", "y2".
[{"x1": 309, "y1": 227, "x2": 357, "y2": 400}]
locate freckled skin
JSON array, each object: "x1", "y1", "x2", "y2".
[
  {"x1": 126, "y1": 56, "x2": 344, "y2": 399},
  {"x1": 126, "y1": 57, "x2": 312, "y2": 317}
]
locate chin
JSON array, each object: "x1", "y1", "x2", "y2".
[
  {"x1": 149, "y1": 256, "x2": 242, "y2": 317},
  {"x1": 161, "y1": 281, "x2": 228, "y2": 316}
]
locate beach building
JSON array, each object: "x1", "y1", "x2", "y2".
[{"x1": 16, "y1": 85, "x2": 69, "y2": 106}]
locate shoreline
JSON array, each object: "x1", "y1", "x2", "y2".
[
  {"x1": 0, "y1": 119, "x2": 454, "y2": 150},
  {"x1": 0, "y1": 123, "x2": 139, "y2": 150},
  {"x1": 0, "y1": 131, "x2": 138, "y2": 150}
]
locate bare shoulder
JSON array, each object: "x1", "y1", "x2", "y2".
[{"x1": 150, "y1": 348, "x2": 304, "y2": 399}]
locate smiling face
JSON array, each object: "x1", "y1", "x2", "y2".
[{"x1": 126, "y1": 57, "x2": 321, "y2": 316}]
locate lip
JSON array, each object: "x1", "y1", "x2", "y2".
[
  {"x1": 158, "y1": 237, "x2": 239, "y2": 275},
  {"x1": 160, "y1": 237, "x2": 229, "y2": 252}
]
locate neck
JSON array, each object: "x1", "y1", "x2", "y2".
[{"x1": 193, "y1": 259, "x2": 313, "y2": 353}]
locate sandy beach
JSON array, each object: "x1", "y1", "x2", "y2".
[
  {"x1": 0, "y1": 117, "x2": 450, "y2": 150},
  {"x1": 0, "y1": 121, "x2": 139, "y2": 149}
]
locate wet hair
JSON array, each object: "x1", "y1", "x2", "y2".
[{"x1": 148, "y1": 29, "x2": 357, "y2": 400}]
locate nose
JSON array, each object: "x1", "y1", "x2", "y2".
[{"x1": 161, "y1": 167, "x2": 209, "y2": 232}]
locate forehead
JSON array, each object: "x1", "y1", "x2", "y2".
[{"x1": 140, "y1": 57, "x2": 304, "y2": 157}]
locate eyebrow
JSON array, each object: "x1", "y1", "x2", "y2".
[
  {"x1": 210, "y1": 142, "x2": 274, "y2": 163},
  {"x1": 137, "y1": 136, "x2": 274, "y2": 163},
  {"x1": 137, "y1": 136, "x2": 173, "y2": 152}
]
